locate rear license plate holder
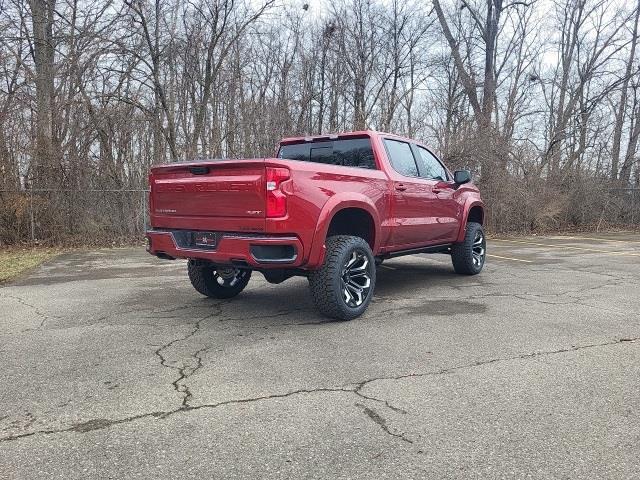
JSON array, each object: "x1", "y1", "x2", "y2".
[{"x1": 193, "y1": 231, "x2": 218, "y2": 249}]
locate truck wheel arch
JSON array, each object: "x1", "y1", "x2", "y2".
[
  {"x1": 306, "y1": 196, "x2": 382, "y2": 269},
  {"x1": 456, "y1": 201, "x2": 485, "y2": 243},
  {"x1": 467, "y1": 205, "x2": 484, "y2": 225}
]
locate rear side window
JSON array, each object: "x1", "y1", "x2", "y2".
[
  {"x1": 278, "y1": 138, "x2": 376, "y2": 169},
  {"x1": 416, "y1": 146, "x2": 448, "y2": 181},
  {"x1": 383, "y1": 139, "x2": 418, "y2": 177}
]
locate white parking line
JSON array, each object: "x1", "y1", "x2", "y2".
[
  {"x1": 492, "y1": 238, "x2": 640, "y2": 257},
  {"x1": 554, "y1": 235, "x2": 640, "y2": 244},
  {"x1": 487, "y1": 254, "x2": 533, "y2": 263}
]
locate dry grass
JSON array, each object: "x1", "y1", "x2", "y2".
[{"x1": 0, "y1": 247, "x2": 63, "y2": 284}]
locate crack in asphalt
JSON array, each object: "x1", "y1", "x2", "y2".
[
  {"x1": 374, "y1": 275, "x2": 632, "y2": 313},
  {"x1": 509, "y1": 294, "x2": 629, "y2": 317},
  {"x1": 179, "y1": 345, "x2": 211, "y2": 407},
  {"x1": 1, "y1": 336, "x2": 637, "y2": 444},
  {"x1": 352, "y1": 337, "x2": 640, "y2": 391},
  {"x1": 353, "y1": 386, "x2": 408, "y2": 415},
  {"x1": 218, "y1": 307, "x2": 308, "y2": 322},
  {"x1": 181, "y1": 387, "x2": 353, "y2": 416},
  {"x1": 1, "y1": 294, "x2": 54, "y2": 331},
  {"x1": 0, "y1": 411, "x2": 170, "y2": 442},
  {"x1": 4, "y1": 271, "x2": 628, "y2": 335},
  {"x1": 0, "y1": 299, "x2": 220, "y2": 336},
  {"x1": 153, "y1": 304, "x2": 221, "y2": 408},
  {"x1": 356, "y1": 403, "x2": 414, "y2": 444},
  {"x1": 0, "y1": 388, "x2": 352, "y2": 443},
  {"x1": 530, "y1": 265, "x2": 634, "y2": 281}
]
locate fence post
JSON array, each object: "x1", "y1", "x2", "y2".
[
  {"x1": 142, "y1": 189, "x2": 148, "y2": 234},
  {"x1": 632, "y1": 188, "x2": 636, "y2": 225},
  {"x1": 29, "y1": 189, "x2": 35, "y2": 242}
]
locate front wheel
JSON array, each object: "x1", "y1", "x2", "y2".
[
  {"x1": 187, "y1": 260, "x2": 252, "y2": 299},
  {"x1": 308, "y1": 235, "x2": 376, "y2": 321},
  {"x1": 451, "y1": 222, "x2": 486, "y2": 275}
]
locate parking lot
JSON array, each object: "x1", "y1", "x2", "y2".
[{"x1": 1, "y1": 233, "x2": 639, "y2": 479}]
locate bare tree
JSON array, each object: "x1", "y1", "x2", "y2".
[
  {"x1": 2, "y1": 0, "x2": 640, "y2": 244},
  {"x1": 28, "y1": 0, "x2": 57, "y2": 187},
  {"x1": 611, "y1": 0, "x2": 640, "y2": 180}
]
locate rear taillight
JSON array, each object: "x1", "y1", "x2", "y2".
[{"x1": 265, "y1": 167, "x2": 290, "y2": 218}]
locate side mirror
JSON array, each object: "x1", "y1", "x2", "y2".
[{"x1": 454, "y1": 170, "x2": 472, "y2": 185}]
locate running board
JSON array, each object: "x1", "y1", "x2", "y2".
[{"x1": 381, "y1": 243, "x2": 452, "y2": 259}]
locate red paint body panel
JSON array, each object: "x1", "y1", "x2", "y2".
[
  {"x1": 151, "y1": 160, "x2": 267, "y2": 223},
  {"x1": 147, "y1": 131, "x2": 484, "y2": 270}
]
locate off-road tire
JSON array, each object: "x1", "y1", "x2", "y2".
[
  {"x1": 187, "y1": 260, "x2": 252, "y2": 299},
  {"x1": 451, "y1": 222, "x2": 486, "y2": 275},
  {"x1": 308, "y1": 235, "x2": 376, "y2": 321}
]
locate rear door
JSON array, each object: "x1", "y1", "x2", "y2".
[{"x1": 150, "y1": 160, "x2": 266, "y2": 231}]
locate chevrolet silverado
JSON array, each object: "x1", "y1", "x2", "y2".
[{"x1": 146, "y1": 131, "x2": 486, "y2": 320}]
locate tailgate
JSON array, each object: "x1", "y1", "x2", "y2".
[{"x1": 150, "y1": 160, "x2": 266, "y2": 220}]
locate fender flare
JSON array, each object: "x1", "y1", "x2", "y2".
[
  {"x1": 455, "y1": 200, "x2": 485, "y2": 243},
  {"x1": 305, "y1": 194, "x2": 382, "y2": 269}
]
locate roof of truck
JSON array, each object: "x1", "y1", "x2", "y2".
[{"x1": 279, "y1": 130, "x2": 411, "y2": 144}]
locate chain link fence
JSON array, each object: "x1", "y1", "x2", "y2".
[
  {"x1": 601, "y1": 188, "x2": 640, "y2": 230},
  {"x1": 0, "y1": 188, "x2": 150, "y2": 245},
  {"x1": 1, "y1": 187, "x2": 639, "y2": 245}
]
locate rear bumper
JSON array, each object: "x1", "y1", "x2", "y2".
[{"x1": 146, "y1": 229, "x2": 304, "y2": 269}]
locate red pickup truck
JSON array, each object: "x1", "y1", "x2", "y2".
[{"x1": 146, "y1": 131, "x2": 485, "y2": 320}]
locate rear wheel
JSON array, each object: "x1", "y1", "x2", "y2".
[
  {"x1": 451, "y1": 222, "x2": 486, "y2": 275},
  {"x1": 308, "y1": 235, "x2": 376, "y2": 321},
  {"x1": 187, "y1": 260, "x2": 251, "y2": 299}
]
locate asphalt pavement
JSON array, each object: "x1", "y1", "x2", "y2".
[{"x1": 1, "y1": 233, "x2": 639, "y2": 479}]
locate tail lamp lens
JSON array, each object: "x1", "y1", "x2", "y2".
[{"x1": 266, "y1": 167, "x2": 290, "y2": 218}]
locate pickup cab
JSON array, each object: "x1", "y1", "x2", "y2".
[{"x1": 146, "y1": 131, "x2": 486, "y2": 320}]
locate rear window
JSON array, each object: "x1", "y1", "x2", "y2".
[{"x1": 278, "y1": 138, "x2": 376, "y2": 169}]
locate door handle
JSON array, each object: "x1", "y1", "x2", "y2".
[
  {"x1": 432, "y1": 183, "x2": 452, "y2": 194},
  {"x1": 395, "y1": 184, "x2": 407, "y2": 192}
]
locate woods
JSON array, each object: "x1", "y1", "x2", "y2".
[{"x1": 1, "y1": 0, "x2": 639, "y2": 245}]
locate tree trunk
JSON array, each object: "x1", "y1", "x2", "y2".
[
  {"x1": 611, "y1": 0, "x2": 639, "y2": 179},
  {"x1": 29, "y1": 0, "x2": 57, "y2": 188}
]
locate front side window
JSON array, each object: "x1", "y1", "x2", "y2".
[
  {"x1": 383, "y1": 139, "x2": 418, "y2": 177},
  {"x1": 278, "y1": 138, "x2": 376, "y2": 169},
  {"x1": 416, "y1": 146, "x2": 448, "y2": 181}
]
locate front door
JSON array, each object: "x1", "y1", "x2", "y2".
[{"x1": 413, "y1": 145, "x2": 461, "y2": 243}]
